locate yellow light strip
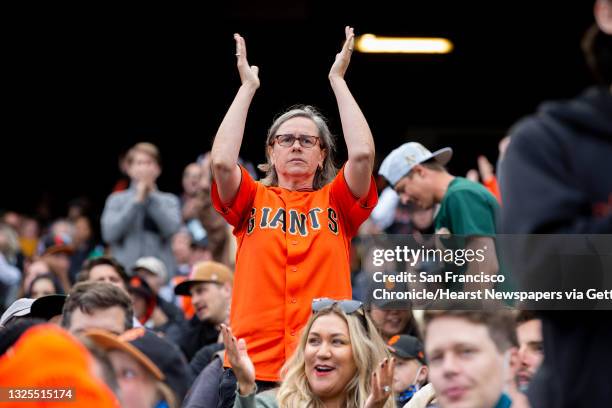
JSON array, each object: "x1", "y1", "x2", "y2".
[{"x1": 355, "y1": 34, "x2": 454, "y2": 54}]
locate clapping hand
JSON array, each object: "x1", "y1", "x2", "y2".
[
  {"x1": 234, "y1": 34, "x2": 260, "y2": 90},
  {"x1": 329, "y1": 26, "x2": 355, "y2": 81},
  {"x1": 221, "y1": 324, "x2": 257, "y2": 395}
]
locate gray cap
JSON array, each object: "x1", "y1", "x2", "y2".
[
  {"x1": 0, "y1": 298, "x2": 34, "y2": 326},
  {"x1": 133, "y1": 257, "x2": 168, "y2": 283},
  {"x1": 378, "y1": 142, "x2": 452, "y2": 186}
]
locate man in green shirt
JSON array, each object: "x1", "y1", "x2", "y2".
[{"x1": 379, "y1": 142, "x2": 500, "y2": 288}]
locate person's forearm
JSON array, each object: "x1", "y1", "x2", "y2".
[
  {"x1": 329, "y1": 77, "x2": 375, "y2": 168},
  {"x1": 211, "y1": 84, "x2": 257, "y2": 176}
]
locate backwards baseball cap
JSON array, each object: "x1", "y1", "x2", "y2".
[
  {"x1": 378, "y1": 142, "x2": 453, "y2": 187},
  {"x1": 174, "y1": 261, "x2": 233, "y2": 296},
  {"x1": 1, "y1": 295, "x2": 69, "y2": 327},
  {"x1": 86, "y1": 327, "x2": 192, "y2": 402},
  {"x1": 388, "y1": 334, "x2": 426, "y2": 364},
  {"x1": 40, "y1": 233, "x2": 74, "y2": 256},
  {"x1": 0, "y1": 298, "x2": 35, "y2": 326},
  {"x1": 30, "y1": 294, "x2": 67, "y2": 321},
  {"x1": 132, "y1": 257, "x2": 168, "y2": 283}
]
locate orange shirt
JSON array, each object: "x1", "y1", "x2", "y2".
[{"x1": 212, "y1": 165, "x2": 377, "y2": 381}]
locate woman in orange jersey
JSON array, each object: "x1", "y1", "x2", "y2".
[{"x1": 210, "y1": 26, "x2": 377, "y2": 406}]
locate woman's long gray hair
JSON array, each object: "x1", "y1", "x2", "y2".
[{"x1": 258, "y1": 105, "x2": 338, "y2": 190}]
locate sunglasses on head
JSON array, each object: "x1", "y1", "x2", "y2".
[{"x1": 311, "y1": 298, "x2": 369, "y2": 333}]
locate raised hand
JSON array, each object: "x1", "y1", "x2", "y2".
[
  {"x1": 329, "y1": 26, "x2": 355, "y2": 81},
  {"x1": 365, "y1": 357, "x2": 395, "y2": 408},
  {"x1": 221, "y1": 324, "x2": 256, "y2": 395},
  {"x1": 234, "y1": 34, "x2": 260, "y2": 90}
]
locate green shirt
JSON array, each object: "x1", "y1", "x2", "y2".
[
  {"x1": 433, "y1": 177, "x2": 514, "y2": 292},
  {"x1": 435, "y1": 177, "x2": 499, "y2": 236}
]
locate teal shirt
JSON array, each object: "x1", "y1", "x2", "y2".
[
  {"x1": 434, "y1": 177, "x2": 515, "y2": 292},
  {"x1": 493, "y1": 393, "x2": 512, "y2": 408},
  {"x1": 434, "y1": 177, "x2": 499, "y2": 236}
]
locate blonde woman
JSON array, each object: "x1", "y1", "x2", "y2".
[{"x1": 223, "y1": 299, "x2": 395, "y2": 408}]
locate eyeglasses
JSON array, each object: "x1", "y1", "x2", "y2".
[
  {"x1": 274, "y1": 134, "x2": 320, "y2": 148},
  {"x1": 312, "y1": 298, "x2": 369, "y2": 333}
]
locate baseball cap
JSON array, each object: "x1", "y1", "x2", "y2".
[
  {"x1": 388, "y1": 334, "x2": 426, "y2": 364},
  {"x1": 30, "y1": 294, "x2": 67, "y2": 321},
  {"x1": 0, "y1": 324, "x2": 119, "y2": 407},
  {"x1": 86, "y1": 327, "x2": 192, "y2": 402},
  {"x1": 174, "y1": 261, "x2": 233, "y2": 296},
  {"x1": 0, "y1": 298, "x2": 34, "y2": 326},
  {"x1": 132, "y1": 257, "x2": 168, "y2": 283},
  {"x1": 378, "y1": 142, "x2": 453, "y2": 187},
  {"x1": 40, "y1": 233, "x2": 74, "y2": 256},
  {"x1": 128, "y1": 276, "x2": 156, "y2": 302}
]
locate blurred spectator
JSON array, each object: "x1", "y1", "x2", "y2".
[
  {"x1": 193, "y1": 152, "x2": 234, "y2": 266},
  {"x1": 48, "y1": 218, "x2": 75, "y2": 238},
  {"x1": 17, "y1": 216, "x2": 39, "y2": 259},
  {"x1": 0, "y1": 324, "x2": 120, "y2": 407},
  {"x1": 77, "y1": 256, "x2": 130, "y2": 292},
  {"x1": 128, "y1": 275, "x2": 184, "y2": 338},
  {"x1": 0, "y1": 223, "x2": 21, "y2": 309},
  {"x1": 1, "y1": 211, "x2": 21, "y2": 231},
  {"x1": 423, "y1": 307, "x2": 520, "y2": 408},
  {"x1": 69, "y1": 215, "x2": 104, "y2": 283},
  {"x1": 466, "y1": 155, "x2": 502, "y2": 203},
  {"x1": 62, "y1": 281, "x2": 134, "y2": 335},
  {"x1": 172, "y1": 228, "x2": 194, "y2": 277},
  {"x1": 368, "y1": 302, "x2": 421, "y2": 343},
  {"x1": 166, "y1": 229, "x2": 198, "y2": 319},
  {"x1": 86, "y1": 327, "x2": 193, "y2": 408},
  {"x1": 131, "y1": 257, "x2": 186, "y2": 335},
  {"x1": 387, "y1": 334, "x2": 429, "y2": 407},
  {"x1": 25, "y1": 273, "x2": 63, "y2": 299},
  {"x1": 515, "y1": 311, "x2": 543, "y2": 394},
  {"x1": 181, "y1": 162, "x2": 203, "y2": 219},
  {"x1": 363, "y1": 279, "x2": 421, "y2": 343},
  {"x1": 39, "y1": 232, "x2": 74, "y2": 293},
  {"x1": 19, "y1": 259, "x2": 51, "y2": 298},
  {"x1": 132, "y1": 256, "x2": 167, "y2": 295},
  {"x1": 500, "y1": 2, "x2": 612, "y2": 406},
  {"x1": 101, "y1": 142, "x2": 181, "y2": 274},
  {"x1": 67, "y1": 197, "x2": 92, "y2": 222},
  {"x1": 171, "y1": 261, "x2": 232, "y2": 361}
]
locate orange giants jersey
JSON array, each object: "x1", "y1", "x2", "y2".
[{"x1": 212, "y1": 164, "x2": 377, "y2": 381}]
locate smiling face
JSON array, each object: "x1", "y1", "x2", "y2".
[
  {"x1": 368, "y1": 306, "x2": 413, "y2": 341},
  {"x1": 304, "y1": 313, "x2": 357, "y2": 402},
  {"x1": 425, "y1": 316, "x2": 505, "y2": 408},
  {"x1": 268, "y1": 117, "x2": 326, "y2": 189}
]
